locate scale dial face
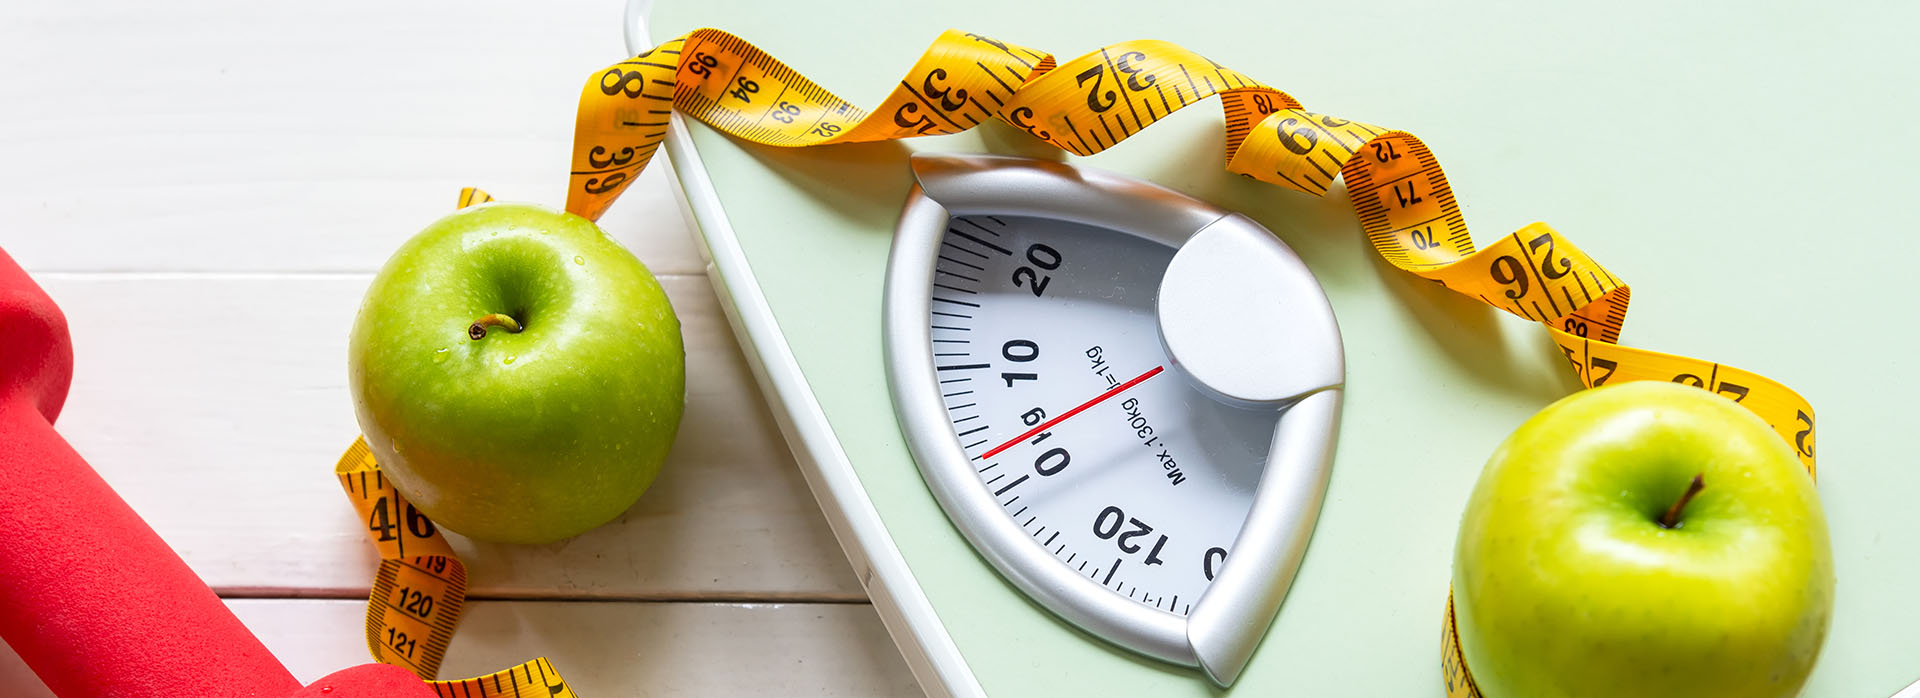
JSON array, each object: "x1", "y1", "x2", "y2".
[
  {"x1": 884, "y1": 154, "x2": 1344, "y2": 686},
  {"x1": 929, "y1": 215, "x2": 1273, "y2": 616}
]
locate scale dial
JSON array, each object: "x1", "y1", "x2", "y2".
[
  {"x1": 928, "y1": 214, "x2": 1273, "y2": 616},
  {"x1": 884, "y1": 154, "x2": 1344, "y2": 686}
]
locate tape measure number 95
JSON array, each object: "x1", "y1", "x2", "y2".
[{"x1": 559, "y1": 27, "x2": 1818, "y2": 697}]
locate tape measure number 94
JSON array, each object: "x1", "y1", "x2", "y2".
[{"x1": 558, "y1": 27, "x2": 1818, "y2": 696}]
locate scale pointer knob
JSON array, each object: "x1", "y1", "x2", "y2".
[{"x1": 1157, "y1": 214, "x2": 1346, "y2": 685}]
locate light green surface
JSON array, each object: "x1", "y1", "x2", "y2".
[{"x1": 652, "y1": 2, "x2": 1919, "y2": 695}]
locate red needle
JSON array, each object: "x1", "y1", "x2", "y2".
[{"x1": 976, "y1": 365, "x2": 1165, "y2": 460}]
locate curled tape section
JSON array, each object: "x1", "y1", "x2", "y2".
[{"x1": 339, "y1": 245, "x2": 578, "y2": 698}]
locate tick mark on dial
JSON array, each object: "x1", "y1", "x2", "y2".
[
  {"x1": 949, "y1": 227, "x2": 1012, "y2": 255},
  {"x1": 937, "y1": 254, "x2": 985, "y2": 271},
  {"x1": 960, "y1": 218, "x2": 1007, "y2": 239},
  {"x1": 935, "y1": 269, "x2": 981, "y2": 283},
  {"x1": 942, "y1": 240, "x2": 991, "y2": 259}
]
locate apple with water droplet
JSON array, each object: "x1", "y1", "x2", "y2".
[
  {"x1": 1451, "y1": 381, "x2": 1832, "y2": 697},
  {"x1": 348, "y1": 202, "x2": 684, "y2": 544}
]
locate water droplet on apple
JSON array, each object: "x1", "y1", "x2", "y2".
[
  {"x1": 573, "y1": 255, "x2": 585, "y2": 265},
  {"x1": 504, "y1": 355, "x2": 517, "y2": 365},
  {"x1": 433, "y1": 348, "x2": 450, "y2": 364}
]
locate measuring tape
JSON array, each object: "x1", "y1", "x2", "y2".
[
  {"x1": 556, "y1": 28, "x2": 1818, "y2": 695},
  {"x1": 334, "y1": 190, "x2": 580, "y2": 697}
]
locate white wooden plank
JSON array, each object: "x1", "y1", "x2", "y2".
[
  {"x1": 0, "y1": 0, "x2": 705, "y2": 276},
  {"x1": 39, "y1": 272, "x2": 864, "y2": 599},
  {"x1": 0, "y1": 599, "x2": 920, "y2": 697}
]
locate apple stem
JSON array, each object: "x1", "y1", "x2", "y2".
[
  {"x1": 467, "y1": 313, "x2": 523, "y2": 340},
  {"x1": 1659, "y1": 474, "x2": 1706, "y2": 529}
]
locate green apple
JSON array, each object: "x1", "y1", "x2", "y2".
[
  {"x1": 1452, "y1": 381, "x2": 1832, "y2": 697},
  {"x1": 348, "y1": 202, "x2": 684, "y2": 544}
]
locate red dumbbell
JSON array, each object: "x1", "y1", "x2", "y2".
[{"x1": 0, "y1": 249, "x2": 435, "y2": 698}]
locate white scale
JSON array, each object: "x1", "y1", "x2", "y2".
[
  {"x1": 883, "y1": 155, "x2": 1343, "y2": 686},
  {"x1": 627, "y1": 4, "x2": 1344, "y2": 693},
  {"x1": 624, "y1": 3, "x2": 1920, "y2": 695}
]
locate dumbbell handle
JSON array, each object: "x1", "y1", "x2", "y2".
[
  {"x1": 0, "y1": 399, "x2": 302, "y2": 696},
  {"x1": 0, "y1": 250, "x2": 432, "y2": 697}
]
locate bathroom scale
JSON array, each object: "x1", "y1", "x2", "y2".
[{"x1": 634, "y1": 1, "x2": 1920, "y2": 695}]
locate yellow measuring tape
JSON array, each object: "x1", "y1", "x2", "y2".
[
  {"x1": 333, "y1": 191, "x2": 580, "y2": 697},
  {"x1": 565, "y1": 28, "x2": 1813, "y2": 467},
  {"x1": 557, "y1": 28, "x2": 1820, "y2": 695},
  {"x1": 331, "y1": 28, "x2": 1818, "y2": 695},
  {"x1": 337, "y1": 432, "x2": 576, "y2": 697}
]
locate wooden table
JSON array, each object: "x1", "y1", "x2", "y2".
[{"x1": 0, "y1": 1, "x2": 917, "y2": 694}]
